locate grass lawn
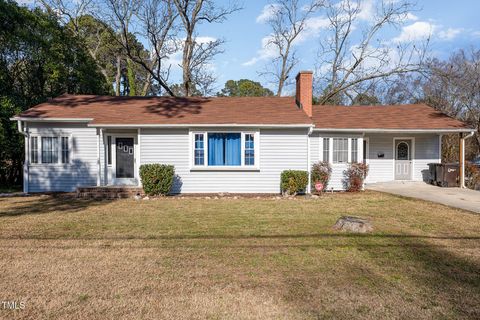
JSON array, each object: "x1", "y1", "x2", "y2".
[{"x1": 0, "y1": 191, "x2": 479, "y2": 319}]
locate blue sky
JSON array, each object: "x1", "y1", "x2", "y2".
[{"x1": 17, "y1": 0, "x2": 480, "y2": 94}]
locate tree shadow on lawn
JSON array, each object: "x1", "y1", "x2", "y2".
[
  {"x1": 281, "y1": 235, "x2": 480, "y2": 319},
  {"x1": 0, "y1": 195, "x2": 111, "y2": 217}
]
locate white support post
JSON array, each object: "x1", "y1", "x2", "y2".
[
  {"x1": 460, "y1": 134, "x2": 465, "y2": 188},
  {"x1": 358, "y1": 137, "x2": 364, "y2": 164},
  {"x1": 438, "y1": 134, "x2": 443, "y2": 163},
  {"x1": 23, "y1": 122, "x2": 29, "y2": 193},
  {"x1": 96, "y1": 128, "x2": 101, "y2": 186},
  {"x1": 347, "y1": 138, "x2": 352, "y2": 163},
  {"x1": 307, "y1": 127, "x2": 312, "y2": 194},
  {"x1": 137, "y1": 128, "x2": 142, "y2": 187}
]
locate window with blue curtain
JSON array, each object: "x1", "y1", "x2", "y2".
[{"x1": 208, "y1": 133, "x2": 241, "y2": 166}]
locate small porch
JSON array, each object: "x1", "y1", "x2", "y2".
[
  {"x1": 95, "y1": 128, "x2": 142, "y2": 188},
  {"x1": 361, "y1": 131, "x2": 474, "y2": 187}
]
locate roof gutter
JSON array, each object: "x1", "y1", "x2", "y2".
[
  {"x1": 312, "y1": 128, "x2": 474, "y2": 133},
  {"x1": 87, "y1": 123, "x2": 314, "y2": 129},
  {"x1": 10, "y1": 117, "x2": 93, "y2": 123}
]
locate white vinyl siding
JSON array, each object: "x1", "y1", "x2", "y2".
[
  {"x1": 140, "y1": 128, "x2": 308, "y2": 193},
  {"x1": 311, "y1": 132, "x2": 440, "y2": 189},
  {"x1": 27, "y1": 122, "x2": 99, "y2": 192},
  {"x1": 312, "y1": 133, "x2": 364, "y2": 190},
  {"x1": 364, "y1": 133, "x2": 440, "y2": 183}
]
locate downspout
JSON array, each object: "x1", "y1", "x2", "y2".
[
  {"x1": 17, "y1": 121, "x2": 29, "y2": 193},
  {"x1": 307, "y1": 126, "x2": 314, "y2": 194},
  {"x1": 461, "y1": 131, "x2": 475, "y2": 188}
]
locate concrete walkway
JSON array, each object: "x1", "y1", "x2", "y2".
[{"x1": 366, "y1": 181, "x2": 480, "y2": 213}]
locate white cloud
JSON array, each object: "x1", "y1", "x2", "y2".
[
  {"x1": 472, "y1": 31, "x2": 480, "y2": 37},
  {"x1": 15, "y1": 0, "x2": 35, "y2": 6},
  {"x1": 242, "y1": 35, "x2": 278, "y2": 66},
  {"x1": 404, "y1": 13, "x2": 419, "y2": 21},
  {"x1": 393, "y1": 21, "x2": 435, "y2": 43},
  {"x1": 256, "y1": 4, "x2": 281, "y2": 23},
  {"x1": 356, "y1": 0, "x2": 375, "y2": 21},
  {"x1": 438, "y1": 28, "x2": 463, "y2": 41},
  {"x1": 194, "y1": 36, "x2": 217, "y2": 44}
]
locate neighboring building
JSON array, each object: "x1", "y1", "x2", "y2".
[{"x1": 12, "y1": 72, "x2": 473, "y2": 193}]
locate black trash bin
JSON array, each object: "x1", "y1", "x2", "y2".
[
  {"x1": 435, "y1": 163, "x2": 459, "y2": 187},
  {"x1": 427, "y1": 163, "x2": 440, "y2": 185}
]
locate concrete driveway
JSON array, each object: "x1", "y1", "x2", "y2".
[{"x1": 366, "y1": 181, "x2": 480, "y2": 213}]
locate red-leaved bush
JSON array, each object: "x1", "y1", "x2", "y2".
[
  {"x1": 311, "y1": 161, "x2": 332, "y2": 193},
  {"x1": 343, "y1": 162, "x2": 369, "y2": 192}
]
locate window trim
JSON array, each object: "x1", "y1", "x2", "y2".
[
  {"x1": 29, "y1": 134, "x2": 72, "y2": 166},
  {"x1": 189, "y1": 130, "x2": 260, "y2": 171}
]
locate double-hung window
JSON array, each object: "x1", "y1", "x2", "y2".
[
  {"x1": 61, "y1": 137, "x2": 69, "y2": 163},
  {"x1": 41, "y1": 137, "x2": 58, "y2": 164},
  {"x1": 192, "y1": 131, "x2": 257, "y2": 168},
  {"x1": 351, "y1": 138, "x2": 358, "y2": 163},
  {"x1": 244, "y1": 134, "x2": 255, "y2": 166},
  {"x1": 194, "y1": 133, "x2": 205, "y2": 165},
  {"x1": 323, "y1": 137, "x2": 360, "y2": 164},
  {"x1": 322, "y1": 138, "x2": 330, "y2": 162},
  {"x1": 31, "y1": 136, "x2": 70, "y2": 164},
  {"x1": 30, "y1": 137, "x2": 38, "y2": 164}
]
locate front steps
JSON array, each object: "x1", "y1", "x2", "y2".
[{"x1": 76, "y1": 186, "x2": 143, "y2": 199}]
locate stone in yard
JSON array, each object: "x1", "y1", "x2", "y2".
[
  {"x1": 333, "y1": 216, "x2": 373, "y2": 233},
  {"x1": 133, "y1": 194, "x2": 141, "y2": 200},
  {"x1": 142, "y1": 196, "x2": 150, "y2": 200}
]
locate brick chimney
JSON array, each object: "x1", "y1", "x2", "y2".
[{"x1": 295, "y1": 71, "x2": 313, "y2": 117}]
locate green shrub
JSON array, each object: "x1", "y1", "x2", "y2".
[
  {"x1": 280, "y1": 170, "x2": 308, "y2": 196},
  {"x1": 139, "y1": 164, "x2": 175, "y2": 196},
  {"x1": 311, "y1": 161, "x2": 332, "y2": 193}
]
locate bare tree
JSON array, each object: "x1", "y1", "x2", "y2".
[
  {"x1": 103, "y1": 0, "x2": 177, "y2": 96},
  {"x1": 423, "y1": 49, "x2": 480, "y2": 157},
  {"x1": 39, "y1": 0, "x2": 112, "y2": 84},
  {"x1": 173, "y1": 0, "x2": 241, "y2": 96},
  {"x1": 260, "y1": 0, "x2": 324, "y2": 96},
  {"x1": 315, "y1": 0, "x2": 428, "y2": 105}
]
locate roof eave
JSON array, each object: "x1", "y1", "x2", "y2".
[
  {"x1": 11, "y1": 117, "x2": 93, "y2": 123},
  {"x1": 87, "y1": 123, "x2": 314, "y2": 129},
  {"x1": 312, "y1": 128, "x2": 474, "y2": 133}
]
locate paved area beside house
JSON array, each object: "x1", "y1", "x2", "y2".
[{"x1": 366, "y1": 181, "x2": 480, "y2": 213}]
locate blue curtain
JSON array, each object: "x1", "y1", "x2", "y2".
[
  {"x1": 225, "y1": 133, "x2": 241, "y2": 165},
  {"x1": 208, "y1": 133, "x2": 224, "y2": 165},
  {"x1": 208, "y1": 133, "x2": 241, "y2": 166}
]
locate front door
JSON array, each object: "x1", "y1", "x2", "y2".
[
  {"x1": 115, "y1": 137, "x2": 135, "y2": 182},
  {"x1": 395, "y1": 139, "x2": 412, "y2": 180}
]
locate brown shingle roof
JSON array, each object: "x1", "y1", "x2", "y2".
[
  {"x1": 311, "y1": 104, "x2": 471, "y2": 130},
  {"x1": 17, "y1": 95, "x2": 471, "y2": 131},
  {"x1": 18, "y1": 94, "x2": 312, "y2": 126}
]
